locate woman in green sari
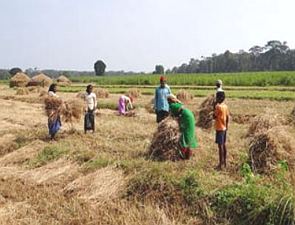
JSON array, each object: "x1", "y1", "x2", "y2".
[{"x1": 168, "y1": 96, "x2": 198, "y2": 159}]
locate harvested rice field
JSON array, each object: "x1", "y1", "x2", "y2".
[{"x1": 0, "y1": 83, "x2": 295, "y2": 225}]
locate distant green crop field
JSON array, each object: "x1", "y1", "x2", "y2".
[{"x1": 70, "y1": 71, "x2": 295, "y2": 86}]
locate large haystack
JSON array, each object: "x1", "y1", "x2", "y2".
[
  {"x1": 32, "y1": 73, "x2": 53, "y2": 87},
  {"x1": 127, "y1": 88, "x2": 141, "y2": 98},
  {"x1": 176, "y1": 90, "x2": 194, "y2": 104},
  {"x1": 9, "y1": 72, "x2": 30, "y2": 87},
  {"x1": 247, "y1": 112, "x2": 285, "y2": 137},
  {"x1": 196, "y1": 95, "x2": 215, "y2": 129},
  {"x1": 57, "y1": 75, "x2": 71, "y2": 86},
  {"x1": 249, "y1": 126, "x2": 295, "y2": 174},
  {"x1": 94, "y1": 88, "x2": 109, "y2": 98},
  {"x1": 147, "y1": 117, "x2": 181, "y2": 161}
]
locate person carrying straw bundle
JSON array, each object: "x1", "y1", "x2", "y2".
[
  {"x1": 118, "y1": 94, "x2": 133, "y2": 115},
  {"x1": 84, "y1": 84, "x2": 97, "y2": 133},
  {"x1": 154, "y1": 76, "x2": 171, "y2": 123},
  {"x1": 47, "y1": 84, "x2": 62, "y2": 141},
  {"x1": 168, "y1": 95, "x2": 198, "y2": 160}
]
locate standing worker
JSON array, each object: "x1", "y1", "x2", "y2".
[
  {"x1": 84, "y1": 84, "x2": 97, "y2": 133},
  {"x1": 154, "y1": 76, "x2": 171, "y2": 123}
]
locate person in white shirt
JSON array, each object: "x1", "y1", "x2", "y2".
[
  {"x1": 118, "y1": 95, "x2": 133, "y2": 115},
  {"x1": 84, "y1": 85, "x2": 97, "y2": 133}
]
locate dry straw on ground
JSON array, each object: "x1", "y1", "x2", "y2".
[
  {"x1": 9, "y1": 72, "x2": 30, "y2": 87},
  {"x1": 249, "y1": 126, "x2": 295, "y2": 174},
  {"x1": 57, "y1": 75, "x2": 71, "y2": 86},
  {"x1": 148, "y1": 117, "x2": 181, "y2": 161},
  {"x1": 16, "y1": 87, "x2": 29, "y2": 95},
  {"x1": 32, "y1": 73, "x2": 53, "y2": 87},
  {"x1": 247, "y1": 111, "x2": 285, "y2": 137},
  {"x1": 231, "y1": 114, "x2": 256, "y2": 124},
  {"x1": 176, "y1": 90, "x2": 194, "y2": 104},
  {"x1": 196, "y1": 95, "x2": 215, "y2": 129},
  {"x1": 94, "y1": 88, "x2": 109, "y2": 98},
  {"x1": 127, "y1": 88, "x2": 141, "y2": 98},
  {"x1": 291, "y1": 106, "x2": 295, "y2": 120}
]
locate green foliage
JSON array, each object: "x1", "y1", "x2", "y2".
[{"x1": 28, "y1": 145, "x2": 69, "y2": 168}]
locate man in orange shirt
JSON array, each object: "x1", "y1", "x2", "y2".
[{"x1": 214, "y1": 91, "x2": 229, "y2": 170}]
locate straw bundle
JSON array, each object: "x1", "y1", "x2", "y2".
[
  {"x1": 44, "y1": 96, "x2": 63, "y2": 117},
  {"x1": 247, "y1": 112, "x2": 284, "y2": 137},
  {"x1": 231, "y1": 114, "x2": 256, "y2": 124},
  {"x1": 16, "y1": 87, "x2": 29, "y2": 95},
  {"x1": 145, "y1": 98, "x2": 155, "y2": 113},
  {"x1": 9, "y1": 72, "x2": 30, "y2": 87},
  {"x1": 57, "y1": 75, "x2": 71, "y2": 86},
  {"x1": 76, "y1": 92, "x2": 86, "y2": 99},
  {"x1": 249, "y1": 126, "x2": 295, "y2": 174},
  {"x1": 148, "y1": 117, "x2": 181, "y2": 161},
  {"x1": 61, "y1": 100, "x2": 84, "y2": 123},
  {"x1": 39, "y1": 90, "x2": 48, "y2": 97},
  {"x1": 127, "y1": 88, "x2": 141, "y2": 98},
  {"x1": 32, "y1": 73, "x2": 53, "y2": 87},
  {"x1": 176, "y1": 90, "x2": 194, "y2": 104},
  {"x1": 196, "y1": 95, "x2": 215, "y2": 129},
  {"x1": 94, "y1": 88, "x2": 109, "y2": 98}
]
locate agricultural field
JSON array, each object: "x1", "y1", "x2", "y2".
[{"x1": 0, "y1": 82, "x2": 295, "y2": 225}]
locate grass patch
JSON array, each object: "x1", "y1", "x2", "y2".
[{"x1": 82, "y1": 157, "x2": 114, "y2": 173}]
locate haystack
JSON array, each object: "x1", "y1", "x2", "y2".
[
  {"x1": 176, "y1": 90, "x2": 194, "y2": 104},
  {"x1": 94, "y1": 88, "x2": 109, "y2": 98},
  {"x1": 32, "y1": 73, "x2": 53, "y2": 87},
  {"x1": 247, "y1": 112, "x2": 285, "y2": 137},
  {"x1": 62, "y1": 99, "x2": 84, "y2": 123},
  {"x1": 57, "y1": 75, "x2": 71, "y2": 86},
  {"x1": 147, "y1": 117, "x2": 181, "y2": 161},
  {"x1": 16, "y1": 87, "x2": 29, "y2": 95},
  {"x1": 249, "y1": 126, "x2": 295, "y2": 174},
  {"x1": 196, "y1": 95, "x2": 215, "y2": 129},
  {"x1": 9, "y1": 72, "x2": 30, "y2": 87},
  {"x1": 127, "y1": 88, "x2": 141, "y2": 98}
]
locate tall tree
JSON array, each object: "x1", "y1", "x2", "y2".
[
  {"x1": 154, "y1": 65, "x2": 164, "y2": 74},
  {"x1": 9, "y1": 67, "x2": 22, "y2": 76},
  {"x1": 94, "y1": 60, "x2": 106, "y2": 76}
]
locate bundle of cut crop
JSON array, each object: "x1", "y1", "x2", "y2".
[
  {"x1": 247, "y1": 112, "x2": 285, "y2": 137},
  {"x1": 94, "y1": 88, "x2": 109, "y2": 98},
  {"x1": 61, "y1": 99, "x2": 84, "y2": 123},
  {"x1": 145, "y1": 98, "x2": 155, "y2": 114},
  {"x1": 196, "y1": 95, "x2": 215, "y2": 129},
  {"x1": 176, "y1": 90, "x2": 194, "y2": 104},
  {"x1": 44, "y1": 96, "x2": 63, "y2": 117},
  {"x1": 16, "y1": 87, "x2": 29, "y2": 95},
  {"x1": 148, "y1": 117, "x2": 181, "y2": 161},
  {"x1": 76, "y1": 91, "x2": 85, "y2": 99},
  {"x1": 127, "y1": 88, "x2": 141, "y2": 98},
  {"x1": 249, "y1": 126, "x2": 295, "y2": 174}
]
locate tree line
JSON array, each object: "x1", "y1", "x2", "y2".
[{"x1": 167, "y1": 40, "x2": 295, "y2": 73}]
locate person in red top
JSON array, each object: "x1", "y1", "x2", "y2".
[{"x1": 214, "y1": 91, "x2": 229, "y2": 170}]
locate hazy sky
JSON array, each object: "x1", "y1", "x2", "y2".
[{"x1": 0, "y1": 0, "x2": 294, "y2": 72}]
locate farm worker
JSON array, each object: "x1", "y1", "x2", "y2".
[
  {"x1": 154, "y1": 76, "x2": 171, "y2": 123},
  {"x1": 47, "y1": 84, "x2": 61, "y2": 141},
  {"x1": 216, "y1": 80, "x2": 224, "y2": 93},
  {"x1": 168, "y1": 95, "x2": 198, "y2": 160},
  {"x1": 214, "y1": 91, "x2": 229, "y2": 170},
  {"x1": 118, "y1": 95, "x2": 133, "y2": 115},
  {"x1": 84, "y1": 84, "x2": 97, "y2": 133}
]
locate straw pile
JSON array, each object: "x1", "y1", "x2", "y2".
[
  {"x1": 62, "y1": 100, "x2": 84, "y2": 123},
  {"x1": 9, "y1": 72, "x2": 30, "y2": 87},
  {"x1": 27, "y1": 86, "x2": 46, "y2": 94},
  {"x1": 76, "y1": 92, "x2": 85, "y2": 99},
  {"x1": 127, "y1": 88, "x2": 141, "y2": 98},
  {"x1": 145, "y1": 98, "x2": 155, "y2": 113},
  {"x1": 32, "y1": 73, "x2": 53, "y2": 87},
  {"x1": 249, "y1": 126, "x2": 295, "y2": 174},
  {"x1": 94, "y1": 88, "x2": 109, "y2": 98},
  {"x1": 39, "y1": 90, "x2": 48, "y2": 97},
  {"x1": 247, "y1": 112, "x2": 284, "y2": 137},
  {"x1": 176, "y1": 90, "x2": 194, "y2": 104},
  {"x1": 15, "y1": 87, "x2": 29, "y2": 95},
  {"x1": 231, "y1": 114, "x2": 256, "y2": 124},
  {"x1": 44, "y1": 96, "x2": 63, "y2": 117},
  {"x1": 57, "y1": 75, "x2": 71, "y2": 86},
  {"x1": 196, "y1": 95, "x2": 215, "y2": 129},
  {"x1": 148, "y1": 117, "x2": 181, "y2": 161}
]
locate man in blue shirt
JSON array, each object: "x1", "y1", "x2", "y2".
[{"x1": 154, "y1": 76, "x2": 171, "y2": 123}]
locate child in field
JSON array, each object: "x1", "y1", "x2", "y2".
[
  {"x1": 84, "y1": 84, "x2": 97, "y2": 133},
  {"x1": 214, "y1": 91, "x2": 229, "y2": 170}
]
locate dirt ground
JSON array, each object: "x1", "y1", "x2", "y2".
[{"x1": 0, "y1": 84, "x2": 294, "y2": 225}]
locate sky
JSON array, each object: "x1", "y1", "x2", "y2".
[{"x1": 0, "y1": 0, "x2": 295, "y2": 72}]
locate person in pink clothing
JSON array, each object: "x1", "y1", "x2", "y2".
[{"x1": 118, "y1": 95, "x2": 133, "y2": 115}]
